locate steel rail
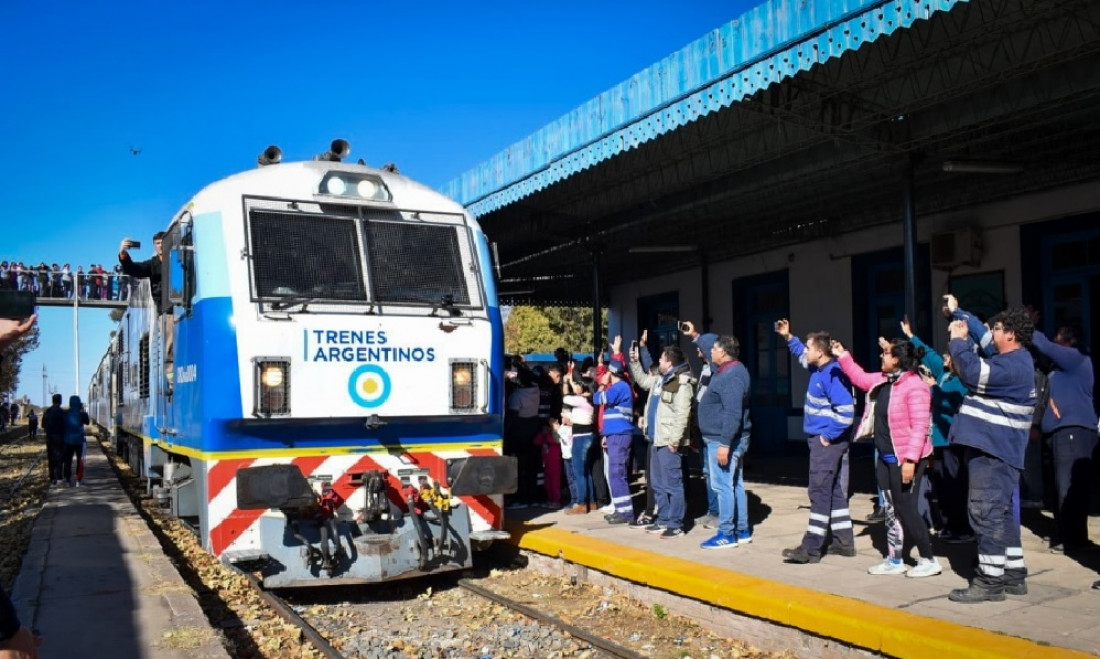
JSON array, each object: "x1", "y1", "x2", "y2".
[
  {"x1": 458, "y1": 578, "x2": 650, "y2": 659},
  {"x1": 233, "y1": 568, "x2": 345, "y2": 659},
  {"x1": 2, "y1": 447, "x2": 47, "y2": 508}
]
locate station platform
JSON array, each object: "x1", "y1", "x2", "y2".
[
  {"x1": 11, "y1": 437, "x2": 228, "y2": 659},
  {"x1": 505, "y1": 480, "x2": 1100, "y2": 658}
]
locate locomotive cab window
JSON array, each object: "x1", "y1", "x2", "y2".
[{"x1": 162, "y1": 219, "x2": 195, "y2": 313}]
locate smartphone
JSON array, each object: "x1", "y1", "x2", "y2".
[
  {"x1": 678, "y1": 321, "x2": 690, "y2": 331},
  {"x1": 630, "y1": 340, "x2": 639, "y2": 351},
  {"x1": 0, "y1": 290, "x2": 36, "y2": 319},
  {"x1": 129, "y1": 240, "x2": 142, "y2": 249}
]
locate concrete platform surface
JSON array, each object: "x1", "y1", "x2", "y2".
[
  {"x1": 508, "y1": 478, "x2": 1100, "y2": 657},
  {"x1": 11, "y1": 438, "x2": 229, "y2": 659}
]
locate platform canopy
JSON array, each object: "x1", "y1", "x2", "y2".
[{"x1": 443, "y1": 0, "x2": 1100, "y2": 306}]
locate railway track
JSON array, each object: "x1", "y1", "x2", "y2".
[
  {"x1": 0, "y1": 428, "x2": 46, "y2": 509},
  {"x1": 247, "y1": 568, "x2": 656, "y2": 659}
]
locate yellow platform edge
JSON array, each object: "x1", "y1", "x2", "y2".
[{"x1": 505, "y1": 522, "x2": 1094, "y2": 659}]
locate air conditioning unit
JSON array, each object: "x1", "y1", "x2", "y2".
[{"x1": 930, "y1": 227, "x2": 982, "y2": 270}]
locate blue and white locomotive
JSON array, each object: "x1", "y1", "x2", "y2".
[{"x1": 87, "y1": 141, "x2": 516, "y2": 587}]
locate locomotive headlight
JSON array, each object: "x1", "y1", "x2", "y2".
[
  {"x1": 253, "y1": 358, "x2": 290, "y2": 416},
  {"x1": 261, "y1": 365, "x2": 284, "y2": 388},
  {"x1": 318, "y1": 172, "x2": 392, "y2": 201},
  {"x1": 324, "y1": 176, "x2": 347, "y2": 195},
  {"x1": 356, "y1": 178, "x2": 379, "y2": 198},
  {"x1": 450, "y1": 360, "x2": 477, "y2": 412}
]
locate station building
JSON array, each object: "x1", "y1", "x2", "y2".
[{"x1": 444, "y1": 0, "x2": 1100, "y2": 454}]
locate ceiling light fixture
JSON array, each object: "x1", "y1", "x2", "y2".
[
  {"x1": 941, "y1": 161, "x2": 1024, "y2": 175},
  {"x1": 627, "y1": 245, "x2": 699, "y2": 254}
]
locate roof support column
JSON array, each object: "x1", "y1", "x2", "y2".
[
  {"x1": 700, "y1": 248, "x2": 711, "y2": 333},
  {"x1": 591, "y1": 246, "x2": 602, "y2": 360},
  {"x1": 902, "y1": 155, "x2": 919, "y2": 328}
]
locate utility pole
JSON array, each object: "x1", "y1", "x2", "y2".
[
  {"x1": 74, "y1": 293, "x2": 80, "y2": 396},
  {"x1": 42, "y1": 365, "x2": 47, "y2": 408}
]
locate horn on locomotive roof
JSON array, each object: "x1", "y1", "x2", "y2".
[
  {"x1": 315, "y1": 138, "x2": 350, "y2": 162},
  {"x1": 257, "y1": 145, "x2": 282, "y2": 167}
]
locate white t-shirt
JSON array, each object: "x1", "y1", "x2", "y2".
[{"x1": 562, "y1": 395, "x2": 593, "y2": 426}]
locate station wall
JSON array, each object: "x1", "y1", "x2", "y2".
[{"x1": 606, "y1": 178, "x2": 1100, "y2": 447}]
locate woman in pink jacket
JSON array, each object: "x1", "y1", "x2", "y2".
[{"x1": 834, "y1": 337, "x2": 940, "y2": 579}]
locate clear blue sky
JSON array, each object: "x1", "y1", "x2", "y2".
[{"x1": 1, "y1": 0, "x2": 757, "y2": 404}]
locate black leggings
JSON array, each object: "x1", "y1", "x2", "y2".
[{"x1": 876, "y1": 458, "x2": 934, "y2": 560}]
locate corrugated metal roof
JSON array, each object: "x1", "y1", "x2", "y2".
[{"x1": 442, "y1": 0, "x2": 968, "y2": 216}]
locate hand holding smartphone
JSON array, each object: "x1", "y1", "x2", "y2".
[{"x1": 0, "y1": 290, "x2": 36, "y2": 320}]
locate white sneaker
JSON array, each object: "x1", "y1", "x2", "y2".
[
  {"x1": 867, "y1": 558, "x2": 908, "y2": 575},
  {"x1": 600, "y1": 504, "x2": 615, "y2": 514},
  {"x1": 906, "y1": 557, "x2": 943, "y2": 579}
]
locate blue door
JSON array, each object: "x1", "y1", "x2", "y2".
[
  {"x1": 851, "y1": 247, "x2": 931, "y2": 370},
  {"x1": 1022, "y1": 214, "x2": 1100, "y2": 415},
  {"x1": 733, "y1": 271, "x2": 790, "y2": 454},
  {"x1": 636, "y1": 291, "x2": 680, "y2": 365}
]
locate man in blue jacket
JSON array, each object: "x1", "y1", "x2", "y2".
[
  {"x1": 777, "y1": 320, "x2": 856, "y2": 563},
  {"x1": 1031, "y1": 326, "x2": 1096, "y2": 553},
  {"x1": 947, "y1": 308, "x2": 1037, "y2": 603},
  {"x1": 695, "y1": 334, "x2": 752, "y2": 549},
  {"x1": 593, "y1": 345, "x2": 637, "y2": 525}
]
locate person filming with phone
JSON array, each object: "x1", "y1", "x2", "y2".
[
  {"x1": 833, "y1": 337, "x2": 939, "y2": 578},
  {"x1": 119, "y1": 232, "x2": 174, "y2": 390}
]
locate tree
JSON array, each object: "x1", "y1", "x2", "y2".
[
  {"x1": 0, "y1": 325, "x2": 41, "y2": 394},
  {"x1": 543, "y1": 306, "x2": 607, "y2": 354},
  {"x1": 503, "y1": 306, "x2": 558, "y2": 354},
  {"x1": 504, "y1": 305, "x2": 608, "y2": 356}
]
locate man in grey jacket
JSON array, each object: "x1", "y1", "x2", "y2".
[{"x1": 628, "y1": 344, "x2": 696, "y2": 537}]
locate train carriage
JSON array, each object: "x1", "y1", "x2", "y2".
[{"x1": 89, "y1": 141, "x2": 516, "y2": 587}]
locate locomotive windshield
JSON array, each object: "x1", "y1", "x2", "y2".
[
  {"x1": 250, "y1": 211, "x2": 368, "y2": 302},
  {"x1": 248, "y1": 207, "x2": 477, "y2": 308},
  {"x1": 365, "y1": 220, "x2": 471, "y2": 306}
]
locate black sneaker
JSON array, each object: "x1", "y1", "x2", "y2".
[
  {"x1": 628, "y1": 514, "x2": 654, "y2": 529},
  {"x1": 660, "y1": 528, "x2": 684, "y2": 539},
  {"x1": 865, "y1": 508, "x2": 885, "y2": 522},
  {"x1": 782, "y1": 546, "x2": 821, "y2": 564},
  {"x1": 949, "y1": 584, "x2": 1005, "y2": 603},
  {"x1": 828, "y1": 544, "x2": 857, "y2": 557},
  {"x1": 644, "y1": 524, "x2": 666, "y2": 534},
  {"x1": 605, "y1": 514, "x2": 631, "y2": 525},
  {"x1": 1004, "y1": 582, "x2": 1027, "y2": 596}
]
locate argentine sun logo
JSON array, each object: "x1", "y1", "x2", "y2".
[{"x1": 348, "y1": 364, "x2": 392, "y2": 408}]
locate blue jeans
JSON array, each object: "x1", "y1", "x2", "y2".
[
  {"x1": 563, "y1": 457, "x2": 579, "y2": 507},
  {"x1": 699, "y1": 441, "x2": 719, "y2": 517},
  {"x1": 651, "y1": 446, "x2": 686, "y2": 530},
  {"x1": 705, "y1": 439, "x2": 748, "y2": 536},
  {"x1": 571, "y1": 433, "x2": 595, "y2": 505}
]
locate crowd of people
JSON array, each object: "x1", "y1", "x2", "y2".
[
  {"x1": 0, "y1": 261, "x2": 131, "y2": 301},
  {"x1": 504, "y1": 293, "x2": 1099, "y2": 604},
  {"x1": 0, "y1": 402, "x2": 23, "y2": 432}
]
